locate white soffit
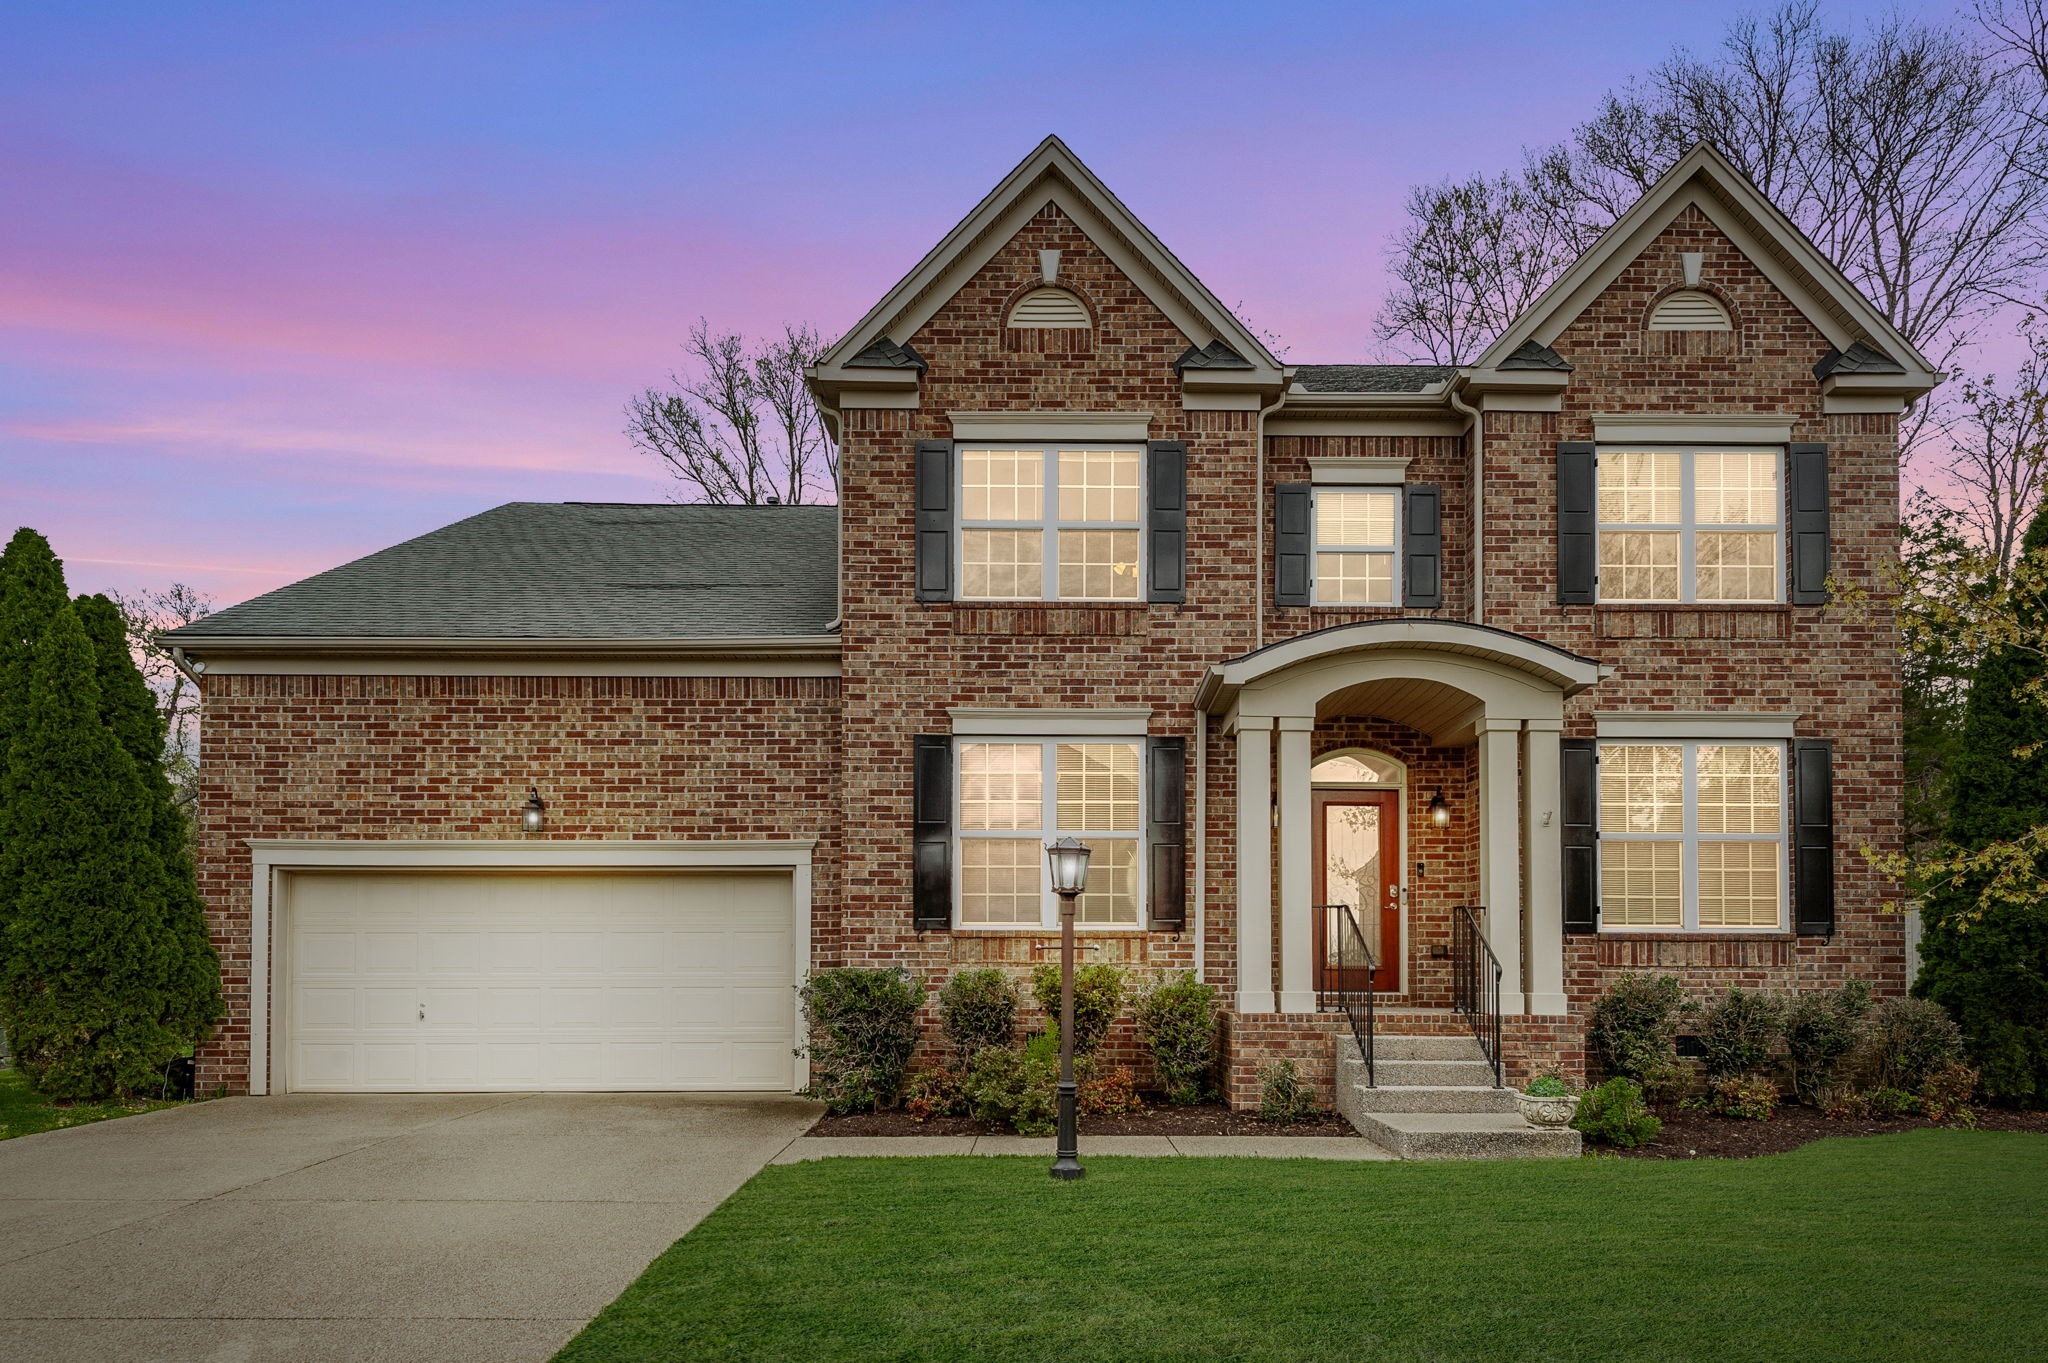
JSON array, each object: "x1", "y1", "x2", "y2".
[
  {"x1": 1308, "y1": 456, "x2": 1410, "y2": 486},
  {"x1": 949, "y1": 707, "x2": 1153, "y2": 736},
  {"x1": 1596, "y1": 712, "x2": 1797, "y2": 740},
  {"x1": 950, "y1": 412, "x2": 1152, "y2": 442},
  {"x1": 1591, "y1": 413, "x2": 1793, "y2": 446}
]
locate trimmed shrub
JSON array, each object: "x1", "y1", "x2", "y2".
[
  {"x1": 1828, "y1": 1087, "x2": 1918, "y2": 1120},
  {"x1": 903, "y1": 1068, "x2": 967, "y2": 1122},
  {"x1": 797, "y1": 967, "x2": 923, "y2": 1114},
  {"x1": 1078, "y1": 1063, "x2": 1143, "y2": 1117},
  {"x1": 1257, "y1": 1060, "x2": 1319, "y2": 1123},
  {"x1": 966, "y1": 1032, "x2": 1058, "y2": 1135},
  {"x1": 1133, "y1": 972, "x2": 1219, "y2": 1104},
  {"x1": 1572, "y1": 1077, "x2": 1662, "y2": 1148},
  {"x1": 1783, "y1": 979, "x2": 1872, "y2": 1105},
  {"x1": 1030, "y1": 962, "x2": 1128, "y2": 1058},
  {"x1": 1695, "y1": 1074, "x2": 1780, "y2": 1120},
  {"x1": 1588, "y1": 973, "x2": 1691, "y2": 1101},
  {"x1": 1856, "y1": 995, "x2": 1966, "y2": 1094},
  {"x1": 1698, "y1": 987, "x2": 1786, "y2": 1080},
  {"x1": 937, "y1": 968, "x2": 1017, "y2": 1064}
]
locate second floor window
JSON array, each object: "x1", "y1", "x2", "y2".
[
  {"x1": 959, "y1": 445, "x2": 1142, "y2": 601},
  {"x1": 1313, "y1": 488, "x2": 1401, "y2": 605},
  {"x1": 1597, "y1": 449, "x2": 1781, "y2": 603}
]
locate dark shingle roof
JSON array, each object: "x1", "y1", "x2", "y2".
[
  {"x1": 168, "y1": 503, "x2": 839, "y2": 641},
  {"x1": 846, "y1": 337, "x2": 927, "y2": 372},
  {"x1": 1813, "y1": 340, "x2": 1905, "y2": 379},
  {"x1": 1173, "y1": 340, "x2": 1254, "y2": 373},
  {"x1": 1498, "y1": 340, "x2": 1573, "y2": 371},
  {"x1": 1293, "y1": 364, "x2": 1455, "y2": 393}
]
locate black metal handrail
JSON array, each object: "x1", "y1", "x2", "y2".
[
  {"x1": 1316, "y1": 903, "x2": 1375, "y2": 1088},
  {"x1": 1451, "y1": 904, "x2": 1504, "y2": 1087}
]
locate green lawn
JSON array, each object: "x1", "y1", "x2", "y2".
[
  {"x1": 0, "y1": 1064, "x2": 185, "y2": 1140},
  {"x1": 555, "y1": 1131, "x2": 2047, "y2": 1363}
]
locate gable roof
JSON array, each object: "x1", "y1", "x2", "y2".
[
  {"x1": 812, "y1": 135, "x2": 1284, "y2": 387},
  {"x1": 166, "y1": 503, "x2": 839, "y2": 644},
  {"x1": 1471, "y1": 142, "x2": 1938, "y2": 392}
]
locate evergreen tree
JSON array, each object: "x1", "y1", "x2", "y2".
[
  {"x1": 75, "y1": 594, "x2": 222, "y2": 1048},
  {"x1": 0, "y1": 604, "x2": 190, "y2": 1097},
  {"x1": 1915, "y1": 504, "x2": 2048, "y2": 1106},
  {"x1": 0, "y1": 528, "x2": 71, "y2": 957}
]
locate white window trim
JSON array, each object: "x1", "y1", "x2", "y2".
[
  {"x1": 1597, "y1": 712, "x2": 1797, "y2": 741},
  {"x1": 950, "y1": 707, "x2": 1152, "y2": 737},
  {"x1": 1596, "y1": 446, "x2": 1784, "y2": 605},
  {"x1": 1311, "y1": 485, "x2": 1404, "y2": 606},
  {"x1": 956, "y1": 442, "x2": 1145, "y2": 602},
  {"x1": 1306, "y1": 455, "x2": 1409, "y2": 486},
  {"x1": 1598, "y1": 739, "x2": 1788, "y2": 934},
  {"x1": 954, "y1": 736, "x2": 1146, "y2": 932}
]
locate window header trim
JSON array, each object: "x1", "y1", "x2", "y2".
[
  {"x1": 1596, "y1": 713, "x2": 1798, "y2": 740},
  {"x1": 949, "y1": 412, "x2": 1152, "y2": 442},
  {"x1": 1591, "y1": 413, "x2": 1793, "y2": 446}
]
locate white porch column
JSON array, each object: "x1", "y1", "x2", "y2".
[
  {"x1": 1275, "y1": 716, "x2": 1317, "y2": 1014},
  {"x1": 1475, "y1": 716, "x2": 1527, "y2": 1014},
  {"x1": 1523, "y1": 718, "x2": 1568, "y2": 1015},
  {"x1": 1233, "y1": 716, "x2": 1277, "y2": 1014}
]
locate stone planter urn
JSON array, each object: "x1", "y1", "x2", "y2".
[{"x1": 1517, "y1": 1091, "x2": 1581, "y2": 1128}]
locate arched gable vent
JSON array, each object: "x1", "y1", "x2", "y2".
[
  {"x1": 1648, "y1": 289, "x2": 1733, "y2": 331},
  {"x1": 1007, "y1": 287, "x2": 1091, "y2": 328}
]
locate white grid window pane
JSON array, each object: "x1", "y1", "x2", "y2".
[
  {"x1": 1075, "y1": 838, "x2": 1140, "y2": 925},
  {"x1": 961, "y1": 450, "x2": 1044, "y2": 521},
  {"x1": 959, "y1": 839, "x2": 1043, "y2": 925},
  {"x1": 961, "y1": 530, "x2": 1043, "y2": 599},
  {"x1": 1056, "y1": 449, "x2": 1140, "y2": 522},
  {"x1": 1601, "y1": 744, "x2": 1683, "y2": 834},
  {"x1": 1699, "y1": 842, "x2": 1782, "y2": 927},
  {"x1": 1057, "y1": 530, "x2": 1141, "y2": 600},
  {"x1": 1697, "y1": 745, "x2": 1781, "y2": 834},
  {"x1": 1696, "y1": 452, "x2": 1779, "y2": 525},
  {"x1": 1316, "y1": 491, "x2": 1398, "y2": 548},
  {"x1": 1599, "y1": 531, "x2": 1680, "y2": 601},
  {"x1": 1601, "y1": 841, "x2": 1682, "y2": 927},
  {"x1": 960, "y1": 743, "x2": 1043, "y2": 830},
  {"x1": 1598, "y1": 451, "x2": 1680, "y2": 524},
  {"x1": 1315, "y1": 552, "x2": 1395, "y2": 604},
  {"x1": 1696, "y1": 532, "x2": 1777, "y2": 602},
  {"x1": 1055, "y1": 743, "x2": 1140, "y2": 831}
]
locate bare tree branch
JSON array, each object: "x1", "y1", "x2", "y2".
[{"x1": 102, "y1": 583, "x2": 213, "y2": 812}]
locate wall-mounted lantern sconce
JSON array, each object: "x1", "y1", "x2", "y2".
[
  {"x1": 1428, "y1": 789, "x2": 1451, "y2": 828},
  {"x1": 521, "y1": 787, "x2": 547, "y2": 834}
]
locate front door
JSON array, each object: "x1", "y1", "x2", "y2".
[{"x1": 1313, "y1": 789, "x2": 1400, "y2": 994}]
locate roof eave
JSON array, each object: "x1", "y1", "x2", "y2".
[{"x1": 168, "y1": 634, "x2": 844, "y2": 660}]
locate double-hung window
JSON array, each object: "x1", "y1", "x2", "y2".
[
  {"x1": 1599, "y1": 741, "x2": 1785, "y2": 931},
  {"x1": 1597, "y1": 450, "x2": 1781, "y2": 602},
  {"x1": 956, "y1": 739, "x2": 1142, "y2": 927},
  {"x1": 959, "y1": 446, "x2": 1142, "y2": 600},
  {"x1": 1313, "y1": 488, "x2": 1401, "y2": 605}
]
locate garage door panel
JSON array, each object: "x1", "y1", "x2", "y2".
[{"x1": 287, "y1": 870, "x2": 795, "y2": 1092}]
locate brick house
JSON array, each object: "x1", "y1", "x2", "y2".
[{"x1": 169, "y1": 137, "x2": 1935, "y2": 1119}]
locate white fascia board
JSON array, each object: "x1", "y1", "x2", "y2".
[
  {"x1": 1595, "y1": 712, "x2": 1798, "y2": 740},
  {"x1": 1592, "y1": 414, "x2": 1794, "y2": 446},
  {"x1": 178, "y1": 634, "x2": 843, "y2": 677},
  {"x1": 1266, "y1": 417, "x2": 1466, "y2": 437},
  {"x1": 949, "y1": 707, "x2": 1153, "y2": 736}
]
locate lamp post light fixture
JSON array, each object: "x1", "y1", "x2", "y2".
[
  {"x1": 521, "y1": 787, "x2": 547, "y2": 834},
  {"x1": 1045, "y1": 836, "x2": 1092, "y2": 1182},
  {"x1": 1428, "y1": 789, "x2": 1451, "y2": 828}
]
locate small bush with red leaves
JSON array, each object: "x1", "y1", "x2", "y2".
[{"x1": 903, "y1": 1068, "x2": 968, "y2": 1122}]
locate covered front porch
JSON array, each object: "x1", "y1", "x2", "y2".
[{"x1": 1198, "y1": 620, "x2": 1609, "y2": 1031}]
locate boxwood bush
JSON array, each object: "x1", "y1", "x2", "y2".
[
  {"x1": 1698, "y1": 987, "x2": 1786, "y2": 1080},
  {"x1": 1572, "y1": 1076, "x2": 1662, "y2": 1147},
  {"x1": 1030, "y1": 962, "x2": 1127, "y2": 1057},
  {"x1": 797, "y1": 967, "x2": 923, "y2": 1114},
  {"x1": 1588, "y1": 973, "x2": 1691, "y2": 1101},
  {"x1": 1133, "y1": 972, "x2": 1219, "y2": 1104},
  {"x1": 937, "y1": 968, "x2": 1017, "y2": 1064}
]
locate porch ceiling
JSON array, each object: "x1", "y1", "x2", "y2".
[{"x1": 1317, "y1": 677, "x2": 1478, "y2": 745}]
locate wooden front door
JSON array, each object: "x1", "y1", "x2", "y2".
[{"x1": 1313, "y1": 789, "x2": 1401, "y2": 994}]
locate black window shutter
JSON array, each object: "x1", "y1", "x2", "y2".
[
  {"x1": 1561, "y1": 738, "x2": 1599, "y2": 933},
  {"x1": 914, "y1": 440, "x2": 953, "y2": 602},
  {"x1": 1146, "y1": 441, "x2": 1187, "y2": 604},
  {"x1": 1147, "y1": 737, "x2": 1187, "y2": 929},
  {"x1": 912, "y1": 734, "x2": 953, "y2": 930},
  {"x1": 1274, "y1": 483, "x2": 1312, "y2": 607},
  {"x1": 1789, "y1": 443, "x2": 1830, "y2": 604},
  {"x1": 1402, "y1": 483, "x2": 1443, "y2": 608},
  {"x1": 1557, "y1": 442, "x2": 1597, "y2": 604},
  {"x1": 1792, "y1": 738, "x2": 1835, "y2": 936}
]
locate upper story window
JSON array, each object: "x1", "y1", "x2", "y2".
[
  {"x1": 957, "y1": 738, "x2": 1141, "y2": 928},
  {"x1": 1597, "y1": 449, "x2": 1781, "y2": 603},
  {"x1": 959, "y1": 445, "x2": 1141, "y2": 601},
  {"x1": 1313, "y1": 488, "x2": 1401, "y2": 605},
  {"x1": 1007, "y1": 288, "x2": 1091, "y2": 328},
  {"x1": 1599, "y1": 740, "x2": 1784, "y2": 931}
]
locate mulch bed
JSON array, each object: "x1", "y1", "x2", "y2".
[
  {"x1": 811, "y1": 1099, "x2": 1358, "y2": 1138},
  {"x1": 1613, "y1": 1103, "x2": 2048, "y2": 1159}
]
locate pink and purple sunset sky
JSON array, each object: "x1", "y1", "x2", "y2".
[{"x1": 5, "y1": 0, "x2": 1966, "y2": 607}]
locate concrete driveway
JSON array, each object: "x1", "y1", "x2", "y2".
[{"x1": 0, "y1": 1091, "x2": 820, "y2": 1363}]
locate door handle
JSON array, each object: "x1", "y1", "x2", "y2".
[{"x1": 418, "y1": 1004, "x2": 426, "y2": 1021}]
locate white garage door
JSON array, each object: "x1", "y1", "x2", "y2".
[{"x1": 284, "y1": 870, "x2": 795, "y2": 1092}]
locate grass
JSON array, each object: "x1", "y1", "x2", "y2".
[
  {"x1": 0, "y1": 1064, "x2": 185, "y2": 1140},
  {"x1": 555, "y1": 1131, "x2": 2047, "y2": 1363}
]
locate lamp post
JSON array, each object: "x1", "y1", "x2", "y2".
[{"x1": 1045, "y1": 836, "x2": 1092, "y2": 1182}]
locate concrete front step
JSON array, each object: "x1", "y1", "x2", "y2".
[
  {"x1": 1367, "y1": 1034, "x2": 1489, "y2": 1062},
  {"x1": 1346, "y1": 1110, "x2": 1583, "y2": 1160},
  {"x1": 1345, "y1": 1084, "x2": 1522, "y2": 1114},
  {"x1": 1367, "y1": 1057, "x2": 1501, "y2": 1087}
]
